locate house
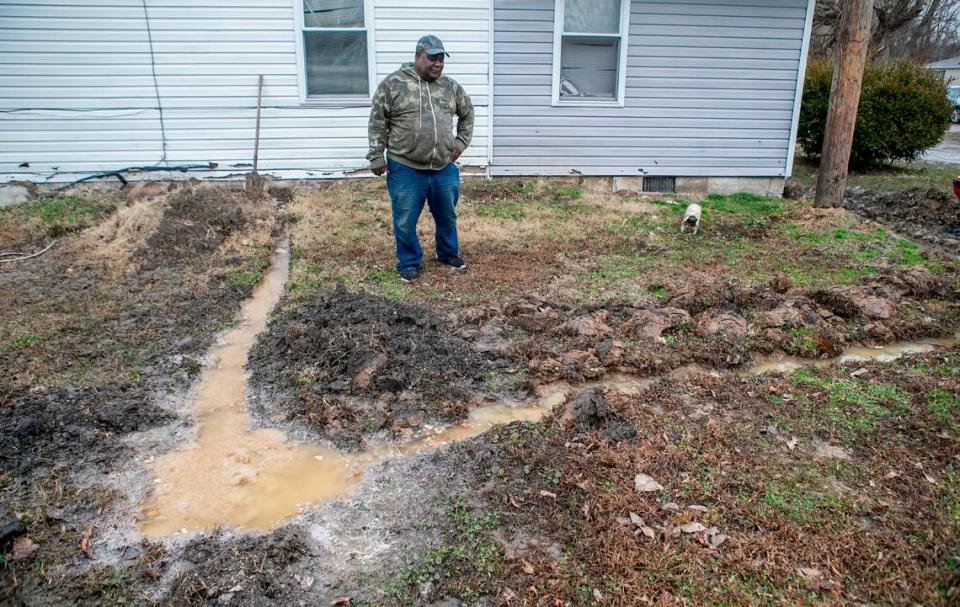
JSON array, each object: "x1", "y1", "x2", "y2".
[
  {"x1": 0, "y1": 0, "x2": 815, "y2": 197},
  {"x1": 926, "y1": 55, "x2": 960, "y2": 85}
]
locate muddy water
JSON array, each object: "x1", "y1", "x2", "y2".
[
  {"x1": 747, "y1": 332, "x2": 960, "y2": 375},
  {"x1": 139, "y1": 244, "x2": 563, "y2": 536}
]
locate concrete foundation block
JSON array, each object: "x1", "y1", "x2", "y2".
[
  {"x1": 612, "y1": 176, "x2": 644, "y2": 192},
  {"x1": 577, "y1": 176, "x2": 614, "y2": 193},
  {"x1": 676, "y1": 177, "x2": 708, "y2": 197},
  {"x1": 707, "y1": 177, "x2": 784, "y2": 198},
  {"x1": 0, "y1": 184, "x2": 31, "y2": 208}
]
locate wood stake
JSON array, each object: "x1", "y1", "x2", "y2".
[
  {"x1": 253, "y1": 74, "x2": 264, "y2": 173},
  {"x1": 815, "y1": 0, "x2": 875, "y2": 208}
]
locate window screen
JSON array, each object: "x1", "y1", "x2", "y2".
[
  {"x1": 302, "y1": 0, "x2": 369, "y2": 98},
  {"x1": 557, "y1": 0, "x2": 626, "y2": 102}
]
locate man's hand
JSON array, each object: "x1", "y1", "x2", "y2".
[
  {"x1": 450, "y1": 146, "x2": 463, "y2": 163},
  {"x1": 371, "y1": 165, "x2": 388, "y2": 176}
]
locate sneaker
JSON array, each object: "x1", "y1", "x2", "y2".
[
  {"x1": 398, "y1": 268, "x2": 418, "y2": 283},
  {"x1": 438, "y1": 255, "x2": 467, "y2": 270}
]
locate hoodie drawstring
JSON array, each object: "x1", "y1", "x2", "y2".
[{"x1": 416, "y1": 72, "x2": 422, "y2": 130}]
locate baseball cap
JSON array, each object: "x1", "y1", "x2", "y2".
[{"x1": 416, "y1": 34, "x2": 449, "y2": 57}]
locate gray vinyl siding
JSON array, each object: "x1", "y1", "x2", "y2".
[{"x1": 491, "y1": 0, "x2": 810, "y2": 177}]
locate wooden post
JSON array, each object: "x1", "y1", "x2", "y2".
[
  {"x1": 253, "y1": 74, "x2": 264, "y2": 173},
  {"x1": 814, "y1": 0, "x2": 875, "y2": 208}
]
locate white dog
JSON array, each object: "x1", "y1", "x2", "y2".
[{"x1": 680, "y1": 203, "x2": 702, "y2": 235}]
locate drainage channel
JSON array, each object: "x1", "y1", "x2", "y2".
[{"x1": 138, "y1": 242, "x2": 959, "y2": 537}]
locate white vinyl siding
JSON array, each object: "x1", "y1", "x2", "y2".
[
  {"x1": 0, "y1": 0, "x2": 489, "y2": 183},
  {"x1": 492, "y1": 0, "x2": 812, "y2": 177}
]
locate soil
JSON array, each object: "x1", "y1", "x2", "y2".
[
  {"x1": 248, "y1": 284, "x2": 515, "y2": 449},
  {"x1": 0, "y1": 184, "x2": 279, "y2": 605},
  {"x1": 3, "y1": 179, "x2": 960, "y2": 606},
  {"x1": 140, "y1": 186, "x2": 256, "y2": 269},
  {"x1": 845, "y1": 186, "x2": 960, "y2": 252}
]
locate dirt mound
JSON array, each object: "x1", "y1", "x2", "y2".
[
  {"x1": 249, "y1": 286, "x2": 510, "y2": 447},
  {"x1": 562, "y1": 389, "x2": 636, "y2": 442},
  {"x1": 0, "y1": 384, "x2": 173, "y2": 477},
  {"x1": 139, "y1": 186, "x2": 252, "y2": 269},
  {"x1": 165, "y1": 528, "x2": 309, "y2": 606},
  {"x1": 844, "y1": 187, "x2": 960, "y2": 250}
]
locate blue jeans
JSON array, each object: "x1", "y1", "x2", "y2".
[{"x1": 386, "y1": 158, "x2": 460, "y2": 272}]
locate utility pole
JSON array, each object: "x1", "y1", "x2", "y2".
[{"x1": 814, "y1": 0, "x2": 875, "y2": 208}]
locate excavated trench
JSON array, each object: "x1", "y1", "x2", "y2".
[{"x1": 138, "y1": 242, "x2": 960, "y2": 537}]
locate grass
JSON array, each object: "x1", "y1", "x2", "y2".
[
  {"x1": 792, "y1": 157, "x2": 959, "y2": 193},
  {"x1": 10, "y1": 195, "x2": 116, "y2": 237},
  {"x1": 383, "y1": 499, "x2": 504, "y2": 605}
]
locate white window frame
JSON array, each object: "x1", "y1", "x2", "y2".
[
  {"x1": 294, "y1": 0, "x2": 378, "y2": 106},
  {"x1": 551, "y1": 0, "x2": 630, "y2": 107}
]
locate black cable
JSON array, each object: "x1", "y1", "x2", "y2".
[
  {"x1": 56, "y1": 162, "x2": 218, "y2": 190},
  {"x1": 141, "y1": 0, "x2": 168, "y2": 166}
]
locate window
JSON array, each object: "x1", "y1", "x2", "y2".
[
  {"x1": 552, "y1": 0, "x2": 630, "y2": 106},
  {"x1": 297, "y1": 0, "x2": 376, "y2": 102}
]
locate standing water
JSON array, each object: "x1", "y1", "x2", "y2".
[{"x1": 139, "y1": 242, "x2": 555, "y2": 536}]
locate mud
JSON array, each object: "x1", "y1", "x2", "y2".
[
  {"x1": 494, "y1": 268, "x2": 958, "y2": 385},
  {"x1": 845, "y1": 186, "x2": 960, "y2": 252},
  {"x1": 563, "y1": 389, "x2": 637, "y2": 443},
  {"x1": 0, "y1": 185, "x2": 280, "y2": 605},
  {"x1": 0, "y1": 384, "x2": 172, "y2": 478},
  {"x1": 140, "y1": 186, "x2": 260, "y2": 269},
  {"x1": 249, "y1": 285, "x2": 515, "y2": 449}
]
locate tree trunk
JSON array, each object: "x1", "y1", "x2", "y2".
[{"x1": 815, "y1": 0, "x2": 876, "y2": 208}]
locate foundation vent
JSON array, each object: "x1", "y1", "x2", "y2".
[{"x1": 643, "y1": 176, "x2": 676, "y2": 193}]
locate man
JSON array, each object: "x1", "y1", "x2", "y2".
[{"x1": 367, "y1": 35, "x2": 475, "y2": 283}]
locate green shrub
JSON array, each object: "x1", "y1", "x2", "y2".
[{"x1": 797, "y1": 59, "x2": 952, "y2": 169}]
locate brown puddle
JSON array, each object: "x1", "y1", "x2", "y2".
[{"x1": 746, "y1": 332, "x2": 960, "y2": 375}]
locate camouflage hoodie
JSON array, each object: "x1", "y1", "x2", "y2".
[{"x1": 367, "y1": 63, "x2": 474, "y2": 171}]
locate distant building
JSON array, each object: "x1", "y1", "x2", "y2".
[{"x1": 926, "y1": 55, "x2": 960, "y2": 85}]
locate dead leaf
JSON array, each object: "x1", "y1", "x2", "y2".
[
  {"x1": 12, "y1": 537, "x2": 38, "y2": 561},
  {"x1": 593, "y1": 588, "x2": 603, "y2": 601},
  {"x1": 850, "y1": 367, "x2": 868, "y2": 377},
  {"x1": 798, "y1": 567, "x2": 821, "y2": 578},
  {"x1": 884, "y1": 470, "x2": 900, "y2": 480},
  {"x1": 521, "y1": 559, "x2": 535, "y2": 575},
  {"x1": 539, "y1": 490, "x2": 557, "y2": 499},
  {"x1": 687, "y1": 505, "x2": 708, "y2": 513},
  {"x1": 680, "y1": 522, "x2": 706, "y2": 534},
  {"x1": 924, "y1": 472, "x2": 937, "y2": 484},
  {"x1": 786, "y1": 437, "x2": 798, "y2": 451},
  {"x1": 710, "y1": 533, "x2": 728, "y2": 547},
  {"x1": 508, "y1": 494, "x2": 521, "y2": 509},
  {"x1": 629, "y1": 512, "x2": 644, "y2": 527},
  {"x1": 662, "y1": 502, "x2": 680, "y2": 511},
  {"x1": 80, "y1": 527, "x2": 93, "y2": 557},
  {"x1": 641, "y1": 526, "x2": 656, "y2": 538},
  {"x1": 634, "y1": 473, "x2": 664, "y2": 493}
]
